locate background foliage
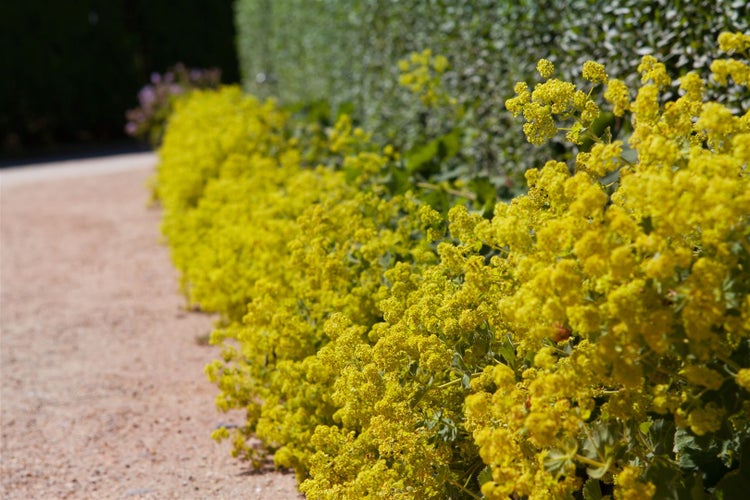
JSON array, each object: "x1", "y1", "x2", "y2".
[
  {"x1": 234, "y1": 0, "x2": 749, "y2": 193},
  {"x1": 0, "y1": 0, "x2": 238, "y2": 159}
]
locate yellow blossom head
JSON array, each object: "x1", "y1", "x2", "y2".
[
  {"x1": 537, "y1": 59, "x2": 555, "y2": 79},
  {"x1": 582, "y1": 61, "x2": 608, "y2": 84}
]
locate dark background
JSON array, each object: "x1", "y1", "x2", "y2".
[{"x1": 0, "y1": 0, "x2": 238, "y2": 163}]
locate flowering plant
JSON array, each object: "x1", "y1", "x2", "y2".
[
  {"x1": 156, "y1": 34, "x2": 750, "y2": 499},
  {"x1": 125, "y1": 63, "x2": 221, "y2": 147}
]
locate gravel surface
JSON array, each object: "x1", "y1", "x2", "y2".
[{"x1": 1, "y1": 154, "x2": 301, "y2": 499}]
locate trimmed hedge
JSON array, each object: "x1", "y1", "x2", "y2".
[
  {"x1": 234, "y1": 0, "x2": 749, "y2": 193},
  {"x1": 156, "y1": 37, "x2": 750, "y2": 498}
]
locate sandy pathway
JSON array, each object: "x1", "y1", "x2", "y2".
[{"x1": 0, "y1": 154, "x2": 301, "y2": 499}]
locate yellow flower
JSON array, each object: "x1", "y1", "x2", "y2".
[
  {"x1": 506, "y1": 82, "x2": 532, "y2": 116},
  {"x1": 522, "y1": 102, "x2": 557, "y2": 145},
  {"x1": 679, "y1": 72, "x2": 704, "y2": 101},
  {"x1": 524, "y1": 412, "x2": 557, "y2": 447},
  {"x1": 718, "y1": 31, "x2": 750, "y2": 54},
  {"x1": 604, "y1": 79, "x2": 630, "y2": 116},
  {"x1": 531, "y1": 79, "x2": 577, "y2": 114},
  {"x1": 582, "y1": 61, "x2": 608, "y2": 84},
  {"x1": 614, "y1": 466, "x2": 655, "y2": 500},
  {"x1": 737, "y1": 369, "x2": 750, "y2": 391},
  {"x1": 578, "y1": 141, "x2": 623, "y2": 177},
  {"x1": 432, "y1": 54, "x2": 449, "y2": 74},
  {"x1": 537, "y1": 59, "x2": 555, "y2": 79},
  {"x1": 534, "y1": 347, "x2": 557, "y2": 370},
  {"x1": 710, "y1": 58, "x2": 750, "y2": 86},
  {"x1": 638, "y1": 55, "x2": 671, "y2": 88},
  {"x1": 631, "y1": 83, "x2": 660, "y2": 126},
  {"x1": 687, "y1": 403, "x2": 724, "y2": 436},
  {"x1": 679, "y1": 365, "x2": 725, "y2": 391}
]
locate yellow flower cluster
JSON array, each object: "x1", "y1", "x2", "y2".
[
  {"x1": 156, "y1": 87, "x2": 299, "y2": 319},
  {"x1": 718, "y1": 32, "x2": 750, "y2": 54},
  {"x1": 398, "y1": 49, "x2": 454, "y2": 107},
  {"x1": 582, "y1": 61, "x2": 608, "y2": 84},
  {"x1": 466, "y1": 37, "x2": 750, "y2": 498},
  {"x1": 506, "y1": 62, "x2": 600, "y2": 145},
  {"x1": 159, "y1": 87, "x2": 468, "y2": 492}
]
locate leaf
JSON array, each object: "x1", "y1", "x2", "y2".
[
  {"x1": 544, "y1": 439, "x2": 578, "y2": 478},
  {"x1": 673, "y1": 428, "x2": 731, "y2": 487},
  {"x1": 405, "y1": 139, "x2": 439, "y2": 173},
  {"x1": 477, "y1": 465, "x2": 493, "y2": 488},
  {"x1": 640, "y1": 215, "x2": 654, "y2": 235},
  {"x1": 583, "y1": 478, "x2": 603, "y2": 500},
  {"x1": 714, "y1": 440, "x2": 750, "y2": 499},
  {"x1": 468, "y1": 176, "x2": 496, "y2": 215},
  {"x1": 582, "y1": 421, "x2": 619, "y2": 460},
  {"x1": 587, "y1": 456, "x2": 613, "y2": 479},
  {"x1": 643, "y1": 455, "x2": 696, "y2": 500},
  {"x1": 497, "y1": 334, "x2": 516, "y2": 371},
  {"x1": 644, "y1": 418, "x2": 675, "y2": 457},
  {"x1": 404, "y1": 128, "x2": 462, "y2": 176},
  {"x1": 544, "y1": 448, "x2": 576, "y2": 478}
]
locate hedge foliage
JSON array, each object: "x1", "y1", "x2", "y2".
[
  {"x1": 156, "y1": 36, "x2": 750, "y2": 498},
  {"x1": 234, "y1": 0, "x2": 749, "y2": 194}
]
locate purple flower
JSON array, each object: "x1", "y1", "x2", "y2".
[{"x1": 138, "y1": 86, "x2": 157, "y2": 108}]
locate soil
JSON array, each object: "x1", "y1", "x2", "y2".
[{"x1": 0, "y1": 154, "x2": 302, "y2": 499}]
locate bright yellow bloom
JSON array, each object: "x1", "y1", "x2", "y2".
[
  {"x1": 687, "y1": 403, "x2": 725, "y2": 436},
  {"x1": 718, "y1": 31, "x2": 750, "y2": 53},
  {"x1": 638, "y1": 55, "x2": 671, "y2": 88},
  {"x1": 737, "y1": 369, "x2": 750, "y2": 391},
  {"x1": 614, "y1": 466, "x2": 655, "y2": 500},
  {"x1": 582, "y1": 60, "x2": 608, "y2": 84},
  {"x1": 537, "y1": 59, "x2": 555, "y2": 79},
  {"x1": 604, "y1": 79, "x2": 630, "y2": 116}
]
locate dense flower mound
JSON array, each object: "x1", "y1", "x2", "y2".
[
  {"x1": 156, "y1": 35, "x2": 750, "y2": 499},
  {"x1": 468, "y1": 35, "x2": 750, "y2": 498}
]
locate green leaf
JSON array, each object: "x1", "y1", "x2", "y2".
[
  {"x1": 544, "y1": 448, "x2": 576, "y2": 478},
  {"x1": 477, "y1": 465, "x2": 493, "y2": 488},
  {"x1": 674, "y1": 428, "x2": 731, "y2": 487},
  {"x1": 405, "y1": 139, "x2": 439, "y2": 173},
  {"x1": 640, "y1": 215, "x2": 654, "y2": 235},
  {"x1": 587, "y1": 456, "x2": 613, "y2": 479},
  {"x1": 714, "y1": 440, "x2": 750, "y2": 499},
  {"x1": 404, "y1": 128, "x2": 463, "y2": 176},
  {"x1": 468, "y1": 176, "x2": 496, "y2": 215},
  {"x1": 644, "y1": 455, "x2": 694, "y2": 500},
  {"x1": 544, "y1": 439, "x2": 578, "y2": 478},
  {"x1": 583, "y1": 478, "x2": 603, "y2": 500},
  {"x1": 644, "y1": 418, "x2": 675, "y2": 457},
  {"x1": 497, "y1": 334, "x2": 516, "y2": 371}
]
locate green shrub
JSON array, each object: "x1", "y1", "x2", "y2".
[
  {"x1": 234, "y1": 0, "x2": 749, "y2": 195},
  {"x1": 157, "y1": 35, "x2": 750, "y2": 498}
]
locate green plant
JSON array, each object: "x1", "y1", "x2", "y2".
[
  {"x1": 157, "y1": 35, "x2": 750, "y2": 499},
  {"x1": 233, "y1": 0, "x2": 748, "y2": 198}
]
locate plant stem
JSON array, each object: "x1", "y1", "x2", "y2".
[
  {"x1": 417, "y1": 182, "x2": 477, "y2": 201},
  {"x1": 574, "y1": 453, "x2": 608, "y2": 469}
]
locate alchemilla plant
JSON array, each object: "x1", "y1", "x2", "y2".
[{"x1": 156, "y1": 34, "x2": 750, "y2": 499}]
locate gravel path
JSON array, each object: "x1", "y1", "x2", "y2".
[{"x1": 0, "y1": 154, "x2": 301, "y2": 499}]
